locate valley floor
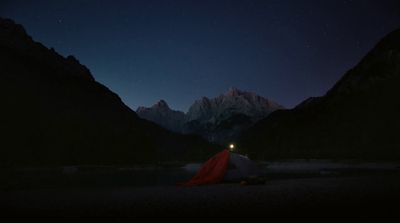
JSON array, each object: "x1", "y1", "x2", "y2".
[{"x1": 1, "y1": 172, "x2": 400, "y2": 221}]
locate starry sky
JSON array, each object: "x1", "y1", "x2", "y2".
[{"x1": 1, "y1": 0, "x2": 400, "y2": 111}]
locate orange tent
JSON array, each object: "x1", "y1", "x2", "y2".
[{"x1": 181, "y1": 150, "x2": 230, "y2": 187}]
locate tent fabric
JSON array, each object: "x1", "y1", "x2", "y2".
[
  {"x1": 181, "y1": 150, "x2": 260, "y2": 187},
  {"x1": 224, "y1": 153, "x2": 259, "y2": 182},
  {"x1": 181, "y1": 149, "x2": 230, "y2": 187}
]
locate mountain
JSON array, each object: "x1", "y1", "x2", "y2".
[
  {"x1": 0, "y1": 18, "x2": 217, "y2": 166},
  {"x1": 137, "y1": 88, "x2": 284, "y2": 144},
  {"x1": 136, "y1": 100, "x2": 185, "y2": 133},
  {"x1": 186, "y1": 87, "x2": 283, "y2": 123},
  {"x1": 239, "y1": 28, "x2": 400, "y2": 160},
  {"x1": 184, "y1": 88, "x2": 284, "y2": 143}
]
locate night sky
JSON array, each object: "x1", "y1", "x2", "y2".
[{"x1": 1, "y1": 0, "x2": 399, "y2": 111}]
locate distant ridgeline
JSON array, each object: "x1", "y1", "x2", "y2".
[
  {"x1": 0, "y1": 18, "x2": 219, "y2": 166},
  {"x1": 137, "y1": 88, "x2": 284, "y2": 144},
  {"x1": 239, "y1": 28, "x2": 400, "y2": 160}
]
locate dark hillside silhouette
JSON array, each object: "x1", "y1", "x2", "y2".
[
  {"x1": 240, "y1": 29, "x2": 400, "y2": 160},
  {"x1": 0, "y1": 18, "x2": 217, "y2": 166}
]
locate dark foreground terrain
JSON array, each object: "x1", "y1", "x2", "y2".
[{"x1": 1, "y1": 162, "x2": 399, "y2": 221}]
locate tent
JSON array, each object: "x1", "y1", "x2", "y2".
[{"x1": 181, "y1": 149, "x2": 260, "y2": 186}]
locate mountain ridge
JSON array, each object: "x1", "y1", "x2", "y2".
[
  {"x1": 136, "y1": 100, "x2": 186, "y2": 133},
  {"x1": 136, "y1": 87, "x2": 284, "y2": 144},
  {"x1": 239, "y1": 28, "x2": 400, "y2": 160},
  {"x1": 0, "y1": 17, "x2": 217, "y2": 166}
]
